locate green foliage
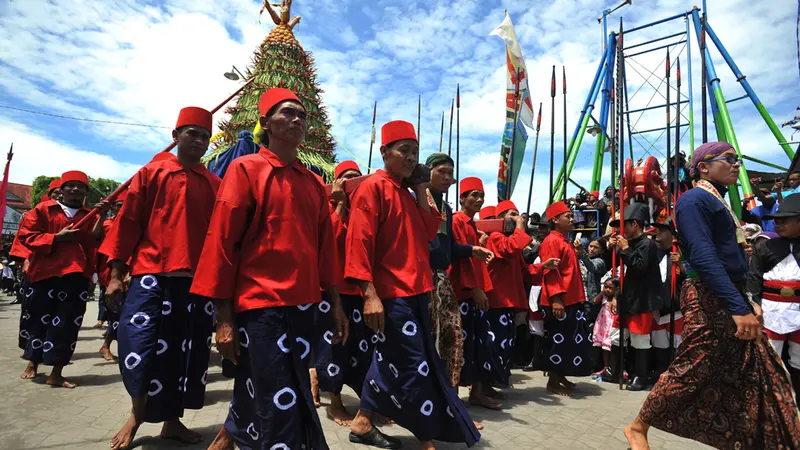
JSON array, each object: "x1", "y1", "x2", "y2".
[
  {"x1": 30, "y1": 175, "x2": 59, "y2": 207},
  {"x1": 30, "y1": 175, "x2": 120, "y2": 207}
]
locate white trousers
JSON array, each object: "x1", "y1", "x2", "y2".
[
  {"x1": 610, "y1": 327, "x2": 652, "y2": 350},
  {"x1": 651, "y1": 329, "x2": 682, "y2": 350},
  {"x1": 770, "y1": 339, "x2": 800, "y2": 370}
]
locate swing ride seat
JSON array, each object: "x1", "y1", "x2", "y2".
[{"x1": 624, "y1": 156, "x2": 666, "y2": 210}]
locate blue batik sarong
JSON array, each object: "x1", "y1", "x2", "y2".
[
  {"x1": 477, "y1": 308, "x2": 516, "y2": 387},
  {"x1": 540, "y1": 302, "x2": 594, "y2": 376},
  {"x1": 225, "y1": 304, "x2": 327, "y2": 450},
  {"x1": 23, "y1": 273, "x2": 89, "y2": 366},
  {"x1": 314, "y1": 293, "x2": 374, "y2": 395},
  {"x1": 359, "y1": 294, "x2": 480, "y2": 446},
  {"x1": 458, "y1": 298, "x2": 478, "y2": 387},
  {"x1": 118, "y1": 275, "x2": 214, "y2": 423},
  {"x1": 98, "y1": 286, "x2": 121, "y2": 341},
  {"x1": 17, "y1": 277, "x2": 32, "y2": 351}
]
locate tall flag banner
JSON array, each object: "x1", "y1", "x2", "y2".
[
  {"x1": 0, "y1": 145, "x2": 13, "y2": 232},
  {"x1": 491, "y1": 12, "x2": 533, "y2": 200},
  {"x1": 797, "y1": 0, "x2": 799, "y2": 78}
]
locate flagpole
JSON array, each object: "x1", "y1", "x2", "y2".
[
  {"x1": 0, "y1": 144, "x2": 12, "y2": 232},
  {"x1": 439, "y1": 111, "x2": 445, "y2": 153},
  {"x1": 549, "y1": 65, "x2": 556, "y2": 204},
  {"x1": 456, "y1": 85, "x2": 461, "y2": 200},
  {"x1": 562, "y1": 66, "x2": 568, "y2": 202},
  {"x1": 417, "y1": 95, "x2": 421, "y2": 147},
  {"x1": 666, "y1": 48, "x2": 672, "y2": 216},
  {"x1": 367, "y1": 101, "x2": 377, "y2": 174},
  {"x1": 507, "y1": 69, "x2": 522, "y2": 200},
  {"x1": 446, "y1": 98, "x2": 455, "y2": 202},
  {"x1": 526, "y1": 103, "x2": 543, "y2": 214}
]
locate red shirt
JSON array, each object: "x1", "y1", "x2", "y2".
[
  {"x1": 99, "y1": 158, "x2": 220, "y2": 276},
  {"x1": 345, "y1": 170, "x2": 441, "y2": 299},
  {"x1": 17, "y1": 200, "x2": 96, "y2": 283},
  {"x1": 485, "y1": 229, "x2": 533, "y2": 310},
  {"x1": 190, "y1": 147, "x2": 340, "y2": 312},
  {"x1": 449, "y1": 211, "x2": 492, "y2": 300},
  {"x1": 540, "y1": 230, "x2": 586, "y2": 307},
  {"x1": 330, "y1": 205, "x2": 361, "y2": 296},
  {"x1": 9, "y1": 227, "x2": 31, "y2": 260},
  {"x1": 96, "y1": 218, "x2": 115, "y2": 286}
]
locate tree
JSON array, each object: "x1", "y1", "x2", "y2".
[
  {"x1": 30, "y1": 175, "x2": 120, "y2": 207},
  {"x1": 30, "y1": 175, "x2": 58, "y2": 207},
  {"x1": 204, "y1": 0, "x2": 337, "y2": 179}
]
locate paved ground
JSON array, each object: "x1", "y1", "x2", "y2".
[{"x1": 0, "y1": 296, "x2": 713, "y2": 450}]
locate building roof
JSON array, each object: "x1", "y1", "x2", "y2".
[{"x1": 7, "y1": 183, "x2": 32, "y2": 212}]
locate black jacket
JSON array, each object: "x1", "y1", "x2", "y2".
[
  {"x1": 619, "y1": 235, "x2": 664, "y2": 315},
  {"x1": 747, "y1": 237, "x2": 800, "y2": 304}
]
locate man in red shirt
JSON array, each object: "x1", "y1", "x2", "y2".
[
  {"x1": 101, "y1": 107, "x2": 221, "y2": 450},
  {"x1": 191, "y1": 88, "x2": 347, "y2": 450},
  {"x1": 346, "y1": 120, "x2": 480, "y2": 450},
  {"x1": 17, "y1": 170, "x2": 102, "y2": 387},
  {"x1": 95, "y1": 198, "x2": 123, "y2": 361},
  {"x1": 40, "y1": 178, "x2": 61, "y2": 203},
  {"x1": 539, "y1": 201, "x2": 594, "y2": 396}
]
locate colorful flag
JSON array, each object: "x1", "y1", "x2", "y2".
[
  {"x1": 492, "y1": 12, "x2": 533, "y2": 200},
  {"x1": 0, "y1": 145, "x2": 13, "y2": 232}
]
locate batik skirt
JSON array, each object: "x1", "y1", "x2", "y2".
[
  {"x1": 17, "y1": 276, "x2": 31, "y2": 351},
  {"x1": 539, "y1": 302, "x2": 594, "y2": 376},
  {"x1": 314, "y1": 293, "x2": 374, "y2": 395},
  {"x1": 459, "y1": 298, "x2": 478, "y2": 387},
  {"x1": 225, "y1": 304, "x2": 327, "y2": 450},
  {"x1": 640, "y1": 279, "x2": 800, "y2": 449},
  {"x1": 117, "y1": 275, "x2": 213, "y2": 423},
  {"x1": 477, "y1": 308, "x2": 515, "y2": 387},
  {"x1": 23, "y1": 274, "x2": 89, "y2": 366},
  {"x1": 98, "y1": 286, "x2": 120, "y2": 341},
  {"x1": 359, "y1": 294, "x2": 480, "y2": 446},
  {"x1": 429, "y1": 270, "x2": 463, "y2": 387}
]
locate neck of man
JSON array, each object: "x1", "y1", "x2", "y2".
[
  {"x1": 429, "y1": 187, "x2": 444, "y2": 202},
  {"x1": 61, "y1": 199, "x2": 83, "y2": 209},
  {"x1": 628, "y1": 229, "x2": 644, "y2": 241},
  {"x1": 461, "y1": 206, "x2": 478, "y2": 219},
  {"x1": 177, "y1": 150, "x2": 201, "y2": 167},
  {"x1": 268, "y1": 136, "x2": 298, "y2": 165}
]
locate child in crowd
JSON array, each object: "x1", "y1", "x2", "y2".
[{"x1": 592, "y1": 278, "x2": 619, "y2": 376}]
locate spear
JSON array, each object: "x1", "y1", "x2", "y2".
[
  {"x1": 72, "y1": 77, "x2": 255, "y2": 230},
  {"x1": 562, "y1": 65, "x2": 568, "y2": 201},
  {"x1": 670, "y1": 57, "x2": 682, "y2": 359},
  {"x1": 617, "y1": 18, "x2": 627, "y2": 392},
  {"x1": 701, "y1": 11, "x2": 708, "y2": 143},
  {"x1": 666, "y1": 48, "x2": 672, "y2": 216},
  {"x1": 456, "y1": 84, "x2": 461, "y2": 200},
  {"x1": 367, "y1": 101, "x2": 377, "y2": 174},
  {"x1": 447, "y1": 98, "x2": 454, "y2": 202},
  {"x1": 508, "y1": 68, "x2": 522, "y2": 200},
  {"x1": 417, "y1": 94, "x2": 421, "y2": 147},
  {"x1": 549, "y1": 65, "x2": 556, "y2": 204},
  {"x1": 439, "y1": 111, "x2": 445, "y2": 153},
  {"x1": 526, "y1": 102, "x2": 543, "y2": 214}
]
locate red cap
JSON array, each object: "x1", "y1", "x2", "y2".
[
  {"x1": 591, "y1": 191, "x2": 600, "y2": 198},
  {"x1": 149, "y1": 152, "x2": 178, "y2": 164},
  {"x1": 460, "y1": 177, "x2": 484, "y2": 196},
  {"x1": 479, "y1": 206, "x2": 496, "y2": 220},
  {"x1": 545, "y1": 201, "x2": 570, "y2": 220},
  {"x1": 259, "y1": 88, "x2": 303, "y2": 117},
  {"x1": 381, "y1": 120, "x2": 417, "y2": 146},
  {"x1": 60, "y1": 170, "x2": 88, "y2": 186},
  {"x1": 334, "y1": 160, "x2": 361, "y2": 179},
  {"x1": 48, "y1": 178, "x2": 61, "y2": 193},
  {"x1": 645, "y1": 227, "x2": 658, "y2": 235},
  {"x1": 176, "y1": 107, "x2": 212, "y2": 133},
  {"x1": 496, "y1": 200, "x2": 518, "y2": 217}
]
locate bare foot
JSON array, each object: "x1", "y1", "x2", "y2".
[
  {"x1": 160, "y1": 420, "x2": 202, "y2": 444},
  {"x1": 94, "y1": 321, "x2": 104, "y2": 329},
  {"x1": 47, "y1": 374, "x2": 76, "y2": 388},
  {"x1": 624, "y1": 422, "x2": 651, "y2": 450},
  {"x1": 546, "y1": 380, "x2": 572, "y2": 397},
  {"x1": 20, "y1": 361, "x2": 37, "y2": 379},
  {"x1": 559, "y1": 375, "x2": 577, "y2": 389},
  {"x1": 110, "y1": 414, "x2": 141, "y2": 450},
  {"x1": 483, "y1": 384, "x2": 506, "y2": 400},
  {"x1": 99, "y1": 346, "x2": 117, "y2": 361},
  {"x1": 309, "y1": 368, "x2": 321, "y2": 407},
  {"x1": 374, "y1": 414, "x2": 394, "y2": 425},
  {"x1": 419, "y1": 439, "x2": 436, "y2": 450},
  {"x1": 207, "y1": 427, "x2": 235, "y2": 450},
  {"x1": 469, "y1": 393, "x2": 502, "y2": 410},
  {"x1": 473, "y1": 421, "x2": 484, "y2": 430}
]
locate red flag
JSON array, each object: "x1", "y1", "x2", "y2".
[{"x1": 0, "y1": 145, "x2": 13, "y2": 231}]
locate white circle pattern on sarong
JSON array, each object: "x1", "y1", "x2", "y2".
[
  {"x1": 246, "y1": 378, "x2": 255, "y2": 399},
  {"x1": 391, "y1": 394, "x2": 402, "y2": 409},
  {"x1": 369, "y1": 379, "x2": 380, "y2": 393},
  {"x1": 500, "y1": 338, "x2": 507, "y2": 349},
  {"x1": 318, "y1": 300, "x2": 331, "y2": 313},
  {"x1": 148, "y1": 379, "x2": 163, "y2": 396},
  {"x1": 239, "y1": 327, "x2": 250, "y2": 348},
  {"x1": 402, "y1": 321, "x2": 417, "y2": 336},
  {"x1": 40, "y1": 314, "x2": 51, "y2": 325},
  {"x1": 79, "y1": 291, "x2": 89, "y2": 301},
  {"x1": 26, "y1": 287, "x2": 34, "y2": 298},
  {"x1": 377, "y1": 352, "x2": 383, "y2": 362},
  {"x1": 187, "y1": 303, "x2": 193, "y2": 313},
  {"x1": 499, "y1": 314, "x2": 509, "y2": 326},
  {"x1": 131, "y1": 312, "x2": 150, "y2": 329},
  {"x1": 113, "y1": 321, "x2": 119, "y2": 330},
  {"x1": 182, "y1": 339, "x2": 192, "y2": 352},
  {"x1": 323, "y1": 330, "x2": 334, "y2": 345},
  {"x1": 576, "y1": 310, "x2": 585, "y2": 321},
  {"x1": 204, "y1": 301, "x2": 214, "y2": 316},
  {"x1": 557, "y1": 312, "x2": 567, "y2": 321},
  {"x1": 277, "y1": 334, "x2": 290, "y2": 353},
  {"x1": 22, "y1": 312, "x2": 30, "y2": 320},
  {"x1": 350, "y1": 356, "x2": 358, "y2": 367},
  {"x1": 418, "y1": 361, "x2": 429, "y2": 376},
  {"x1": 201, "y1": 369, "x2": 208, "y2": 385},
  {"x1": 246, "y1": 423, "x2": 259, "y2": 440},
  {"x1": 296, "y1": 337, "x2": 310, "y2": 359},
  {"x1": 376, "y1": 332, "x2": 386, "y2": 342},
  {"x1": 19, "y1": 330, "x2": 29, "y2": 339},
  {"x1": 447, "y1": 406, "x2": 455, "y2": 418},
  {"x1": 51, "y1": 316, "x2": 61, "y2": 326},
  {"x1": 43, "y1": 341, "x2": 53, "y2": 352},
  {"x1": 140, "y1": 275, "x2": 158, "y2": 290},
  {"x1": 270, "y1": 444, "x2": 289, "y2": 450},
  {"x1": 483, "y1": 362, "x2": 491, "y2": 371},
  {"x1": 124, "y1": 352, "x2": 142, "y2": 370},
  {"x1": 57, "y1": 291, "x2": 67, "y2": 301},
  {"x1": 459, "y1": 302, "x2": 469, "y2": 316},
  {"x1": 553, "y1": 333, "x2": 565, "y2": 344},
  {"x1": 327, "y1": 363, "x2": 340, "y2": 377},
  {"x1": 488, "y1": 331, "x2": 496, "y2": 342},
  {"x1": 30, "y1": 338, "x2": 42, "y2": 349},
  {"x1": 359, "y1": 339, "x2": 369, "y2": 352},
  {"x1": 74, "y1": 315, "x2": 84, "y2": 327},
  {"x1": 352, "y1": 308, "x2": 362, "y2": 323},
  {"x1": 297, "y1": 303, "x2": 312, "y2": 311},
  {"x1": 575, "y1": 334, "x2": 584, "y2": 344},
  {"x1": 230, "y1": 404, "x2": 239, "y2": 419},
  {"x1": 462, "y1": 329, "x2": 468, "y2": 341},
  {"x1": 162, "y1": 301, "x2": 172, "y2": 315},
  {"x1": 70, "y1": 341, "x2": 77, "y2": 351},
  {"x1": 157, "y1": 339, "x2": 168, "y2": 355},
  {"x1": 550, "y1": 354, "x2": 562, "y2": 365},
  {"x1": 420, "y1": 400, "x2": 434, "y2": 416},
  {"x1": 389, "y1": 363, "x2": 399, "y2": 378},
  {"x1": 273, "y1": 387, "x2": 297, "y2": 411},
  {"x1": 206, "y1": 336, "x2": 212, "y2": 349},
  {"x1": 573, "y1": 356, "x2": 583, "y2": 366},
  {"x1": 47, "y1": 289, "x2": 53, "y2": 299}
]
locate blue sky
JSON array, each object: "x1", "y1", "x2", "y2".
[{"x1": 0, "y1": 0, "x2": 797, "y2": 213}]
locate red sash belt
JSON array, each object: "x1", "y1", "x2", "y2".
[{"x1": 764, "y1": 280, "x2": 800, "y2": 303}]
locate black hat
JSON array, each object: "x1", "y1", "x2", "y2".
[
  {"x1": 763, "y1": 193, "x2": 800, "y2": 220},
  {"x1": 652, "y1": 218, "x2": 677, "y2": 235},
  {"x1": 609, "y1": 203, "x2": 650, "y2": 228}
]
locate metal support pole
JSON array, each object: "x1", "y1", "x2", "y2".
[
  {"x1": 686, "y1": 14, "x2": 696, "y2": 156},
  {"x1": 591, "y1": 35, "x2": 617, "y2": 192},
  {"x1": 626, "y1": 32, "x2": 686, "y2": 50},
  {"x1": 625, "y1": 100, "x2": 688, "y2": 115},
  {"x1": 527, "y1": 103, "x2": 543, "y2": 215},
  {"x1": 622, "y1": 56, "x2": 634, "y2": 161},
  {"x1": 616, "y1": 18, "x2": 627, "y2": 391},
  {"x1": 625, "y1": 11, "x2": 690, "y2": 34},
  {"x1": 625, "y1": 40, "x2": 687, "y2": 59}
]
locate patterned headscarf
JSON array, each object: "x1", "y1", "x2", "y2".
[{"x1": 689, "y1": 141, "x2": 733, "y2": 177}]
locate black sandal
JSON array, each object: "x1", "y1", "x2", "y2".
[{"x1": 349, "y1": 427, "x2": 402, "y2": 449}]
